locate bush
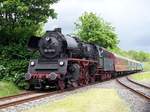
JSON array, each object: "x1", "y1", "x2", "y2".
[
  {"x1": 0, "y1": 65, "x2": 6, "y2": 79},
  {"x1": 0, "y1": 39, "x2": 39, "y2": 89},
  {"x1": 0, "y1": 59, "x2": 28, "y2": 89},
  {"x1": 0, "y1": 45, "x2": 40, "y2": 89}
]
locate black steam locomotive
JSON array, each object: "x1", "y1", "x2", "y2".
[{"x1": 25, "y1": 28, "x2": 143, "y2": 90}]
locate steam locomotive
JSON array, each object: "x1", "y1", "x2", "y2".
[{"x1": 25, "y1": 28, "x2": 143, "y2": 90}]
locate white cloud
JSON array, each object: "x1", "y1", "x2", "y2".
[{"x1": 45, "y1": 0, "x2": 150, "y2": 52}]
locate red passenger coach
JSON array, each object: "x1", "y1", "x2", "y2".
[
  {"x1": 113, "y1": 53, "x2": 143, "y2": 75},
  {"x1": 114, "y1": 54, "x2": 129, "y2": 72}
]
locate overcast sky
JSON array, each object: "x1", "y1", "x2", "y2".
[{"x1": 44, "y1": 0, "x2": 150, "y2": 52}]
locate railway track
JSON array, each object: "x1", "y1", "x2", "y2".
[
  {"x1": 0, "y1": 91, "x2": 60, "y2": 109},
  {"x1": 1, "y1": 75, "x2": 147, "y2": 109},
  {"x1": 0, "y1": 91, "x2": 35, "y2": 101},
  {"x1": 0, "y1": 82, "x2": 97, "y2": 109},
  {"x1": 127, "y1": 76, "x2": 150, "y2": 89},
  {"x1": 0, "y1": 78, "x2": 114, "y2": 109},
  {"x1": 116, "y1": 77, "x2": 150, "y2": 101}
]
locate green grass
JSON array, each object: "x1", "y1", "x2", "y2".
[
  {"x1": 24, "y1": 89, "x2": 130, "y2": 112},
  {"x1": 143, "y1": 62, "x2": 150, "y2": 71},
  {"x1": 0, "y1": 81, "x2": 21, "y2": 97},
  {"x1": 131, "y1": 72, "x2": 150, "y2": 81}
]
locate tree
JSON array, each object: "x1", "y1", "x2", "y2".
[
  {"x1": 111, "y1": 48, "x2": 150, "y2": 62},
  {"x1": 75, "y1": 12, "x2": 119, "y2": 49},
  {"x1": 0, "y1": 0, "x2": 59, "y2": 44},
  {"x1": 128, "y1": 50, "x2": 150, "y2": 62}
]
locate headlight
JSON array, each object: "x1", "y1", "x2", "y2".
[
  {"x1": 59, "y1": 61, "x2": 64, "y2": 66},
  {"x1": 30, "y1": 61, "x2": 35, "y2": 66}
]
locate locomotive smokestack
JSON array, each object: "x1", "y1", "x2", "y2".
[
  {"x1": 46, "y1": 28, "x2": 62, "y2": 34},
  {"x1": 54, "y1": 28, "x2": 62, "y2": 33}
]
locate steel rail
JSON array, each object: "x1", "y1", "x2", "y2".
[
  {"x1": 116, "y1": 78, "x2": 150, "y2": 101},
  {"x1": 127, "y1": 76, "x2": 150, "y2": 89},
  {"x1": 0, "y1": 91, "x2": 61, "y2": 109},
  {"x1": 0, "y1": 91, "x2": 35, "y2": 101}
]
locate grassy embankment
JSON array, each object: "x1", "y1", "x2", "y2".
[
  {"x1": 131, "y1": 72, "x2": 150, "y2": 82},
  {"x1": 0, "y1": 81, "x2": 21, "y2": 97},
  {"x1": 143, "y1": 62, "x2": 150, "y2": 71},
  {"x1": 24, "y1": 89, "x2": 130, "y2": 112}
]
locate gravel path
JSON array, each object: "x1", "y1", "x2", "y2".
[{"x1": 0, "y1": 79, "x2": 149, "y2": 112}]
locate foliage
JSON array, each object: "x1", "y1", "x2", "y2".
[
  {"x1": 110, "y1": 47, "x2": 150, "y2": 62},
  {"x1": 0, "y1": 0, "x2": 58, "y2": 44},
  {"x1": 110, "y1": 47, "x2": 129, "y2": 57},
  {"x1": 0, "y1": 43, "x2": 39, "y2": 60},
  {"x1": 0, "y1": 0, "x2": 58, "y2": 89},
  {"x1": 143, "y1": 62, "x2": 150, "y2": 71},
  {"x1": 0, "y1": 59, "x2": 28, "y2": 88},
  {"x1": 75, "y1": 12, "x2": 119, "y2": 49},
  {"x1": 0, "y1": 81, "x2": 21, "y2": 97},
  {"x1": 0, "y1": 42, "x2": 40, "y2": 89},
  {"x1": 127, "y1": 50, "x2": 150, "y2": 62}
]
